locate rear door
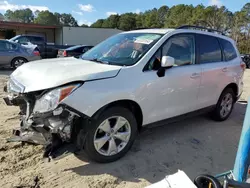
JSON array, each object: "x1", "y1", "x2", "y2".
[
  {"x1": 0, "y1": 41, "x2": 14, "y2": 66},
  {"x1": 196, "y1": 34, "x2": 228, "y2": 109}
]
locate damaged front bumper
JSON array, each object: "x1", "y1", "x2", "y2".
[{"x1": 3, "y1": 90, "x2": 87, "y2": 161}]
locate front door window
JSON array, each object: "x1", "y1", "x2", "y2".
[{"x1": 162, "y1": 35, "x2": 195, "y2": 66}]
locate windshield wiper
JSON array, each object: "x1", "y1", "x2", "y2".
[{"x1": 88, "y1": 58, "x2": 110, "y2": 64}]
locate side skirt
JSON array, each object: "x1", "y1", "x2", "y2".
[{"x1": 143, "y1": 105, "x2": 216, "y2": 129}]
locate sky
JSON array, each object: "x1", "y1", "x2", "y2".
[{"x1": 0, "y1": 0, "x2": 249, "y2": 26}]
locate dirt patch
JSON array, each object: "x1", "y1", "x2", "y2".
[{"x1": 0, "y1": 70, "x2": 249, "y2": 188}]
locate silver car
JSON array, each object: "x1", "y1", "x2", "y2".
[{"x1": 0, "y1": 39, "x2": 41, "y2": 69}]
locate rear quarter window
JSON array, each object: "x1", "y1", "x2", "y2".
[
  {"x1": 219, "y1": 39, "x2": 237, "y2": 61},
  {"x1": 197, "y1": 34, "x2": 222, "y2": 64}
]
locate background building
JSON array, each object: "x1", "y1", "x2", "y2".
[{"x1": 0, "y1": 21, "x2": 122, "y2": 46}]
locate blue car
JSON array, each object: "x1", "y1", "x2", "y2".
[{"x1": 0, "y1": 39, "x2": 41, "y2": 69}]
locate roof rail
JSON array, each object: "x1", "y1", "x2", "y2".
[{"x1": 177, "y1": 25, "x2": 225, "y2": 35}]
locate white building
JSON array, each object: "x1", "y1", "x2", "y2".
[{"x1": 56, "y1": 27, "x2": 122, "y2": 46}]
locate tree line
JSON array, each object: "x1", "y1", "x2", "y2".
[
  {"x1": 0, "y1": 9, "x2": 79, "y2": 27},
  {"x1": 0, "y1": 3, "x2": 250, "y2": 53}
]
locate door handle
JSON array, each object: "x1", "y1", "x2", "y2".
[
  {"x1": 190, "y1": 72, "x2": 200, "y2": 78},
  {"x1": 222, "y1": 67, "x2": 228, "y2": 72}
]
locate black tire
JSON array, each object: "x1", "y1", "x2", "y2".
[
  {"x1": 211, "y1": 88, "x2": 236, "y2": 121},
  {"x1": 84, "y1": 106, "x2": 138, "y2": 163},
  {"x1": 246, "y1": 61, "x2": 250, "y2": 69},
  {"x1": 11, "y1": 57, "x2": 27, "y2": 69}
]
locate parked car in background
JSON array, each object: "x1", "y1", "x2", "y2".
[
  {"x1": 241, "y1": 54, "x2": 250, "y2": 68},
  {"x1": 57, "y1": 45, "x2": 93, "y2": 58},
  {"x1": 9, "y1": 35, "x2": 73, "y2": 59},
  {"x1": 0, "y1": 39, "x2": 41, "y2": 69}
]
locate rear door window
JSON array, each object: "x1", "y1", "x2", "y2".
[
  {"x1": 219, "y1": 39, "x2": 237, "y2": 61},
  {"x1": 29, "y1": 36, "x2": 44, "y2": 43},
  {"x1": 18, "y1": 36, "x2": 30, "y2": 43},
  {"x1": 197, "y1": 34, "x2": 222, "y2": 64}
]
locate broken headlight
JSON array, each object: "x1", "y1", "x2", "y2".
[
  {"x1": 7, "y1": 76, "x2": 25, "y2": 93},
  {"x1": 33, "y1": 84, "x2": 80, "y2": 113}
]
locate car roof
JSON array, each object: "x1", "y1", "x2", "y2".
[
  {"x1": 124, "y1": 28, "x2": 175, "y2": 34},
  {"x1": 21, "y1": 34, "x2": 45, "y2": 37},
  {"x1": 124, "y1": 28, "x2": 235, "y2": 44}
]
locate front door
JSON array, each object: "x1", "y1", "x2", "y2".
[{"x1": 140, "y1": 34, "x2": 202, "y2": 125}]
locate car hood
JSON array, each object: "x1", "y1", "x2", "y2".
[{"x1": 11, "y1": 57, "x2": 121, "y2": 92}]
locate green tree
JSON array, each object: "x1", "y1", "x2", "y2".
[
  {"x1": 191, "y1": 5, "x2": 206, "y2": 26},
  {"x1": 102, "y1": 15, "x2": 120, "y2": 28},
  {"x1": 4, "y1": 8, "x2": 34, "y2": 23},
  {"x1": 90, "y1": 19, "x2": 104, "y2": 28},
  {"x1": 118, "y1": 13, "x2": 137, "y2": 30},
  {"x1": 135, "y1": 13, "x2": 144, "y2": 28},
  {"x1": 54, "y1": 12, "x2": 61, "y2": 24},
  {"x1": 201, "y1": 6, "x2": 233, "y2": 32},
  {"x1": 144, "y1": 8, "x2": 162, "y2": 28},
  {"x1": 34, "y1": 10, "x2": 58, "y2": 25},
  {"x1": 165, "y1": 5, "x2": 194, "y2": 28},
  {"x1": 59, "y1": 13, "x2": 78, "y2": 26},
  {"x1": 81, "y1": 24, "x2": 89, "y2": 27},
  {"x1": 158, "y1": 5, "x2": 169, "y2": 27}
]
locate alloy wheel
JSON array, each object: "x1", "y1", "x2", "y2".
[
  {"x1": 220, "y1": 93, "x2": 233, "y2": 118},
  {"x1": 93, "y1": 116, "x2": 131, "y2": 156},
  {"x1": 14, "y1": 58, "x2": 25, "y2": 68}
]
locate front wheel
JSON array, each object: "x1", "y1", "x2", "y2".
[
  {"x1": 84, "y1": 107, "x2": 138, "y2": 163},
  {"x1": 211, "y1": 88, "x2": 235, "y2": 121}
]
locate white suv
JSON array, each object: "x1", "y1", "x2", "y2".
[{"x1": 4, "y1": 26, "x2": 245, "y2": 163}]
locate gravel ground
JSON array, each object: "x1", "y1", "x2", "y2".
[{"x1": 0, "y1": 69, "x2": 249, "y2": 188}]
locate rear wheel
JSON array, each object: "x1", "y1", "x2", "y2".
[
  {"x1": 211, "y1": 88, "x2": 235, "y2": 121},
  {"x1": 84, "y1": 107, "x2": 138, "y2": 163},
  {"x1": 11, "y1": 57, "x2": 27, "y2": 69}
]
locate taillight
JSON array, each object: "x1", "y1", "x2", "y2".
[
  {"x1": 63, "y1": 50, "x2": 67, "y2": 57},
  {"x1": 240, "y1": 61, "x2": 246, "y2": 71},
  {"x1": 33, "y1": 50, "x2": 40, "y2": 56}
]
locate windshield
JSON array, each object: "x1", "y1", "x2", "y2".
[
  {"x1": 9, "y1": 35, "x2": 20, "y2": 42},
  {"x1": 81, "y1": 33, "x2": 163, "y2": 66}
]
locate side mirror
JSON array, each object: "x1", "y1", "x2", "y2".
[
  {"x1": 14, "y1": 40, "x2": 19, "y2": 43},
  {"x1": 157, "y1": 56, "x2": 175, "y2": 77},
  {"x1": 161, "y1": 56, "x2": 175, "y2": 68}
]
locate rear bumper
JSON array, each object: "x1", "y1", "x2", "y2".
[{"x1": 27, "y1": 56, "x2": 41, "y2": 62}]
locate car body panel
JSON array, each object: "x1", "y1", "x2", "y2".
[
  {"x1": 63, "y1": 63, "x2": 202, "y2": 125},
  {"x1": 11, "y1": 57, "x2": 122, "y2": 92}
]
